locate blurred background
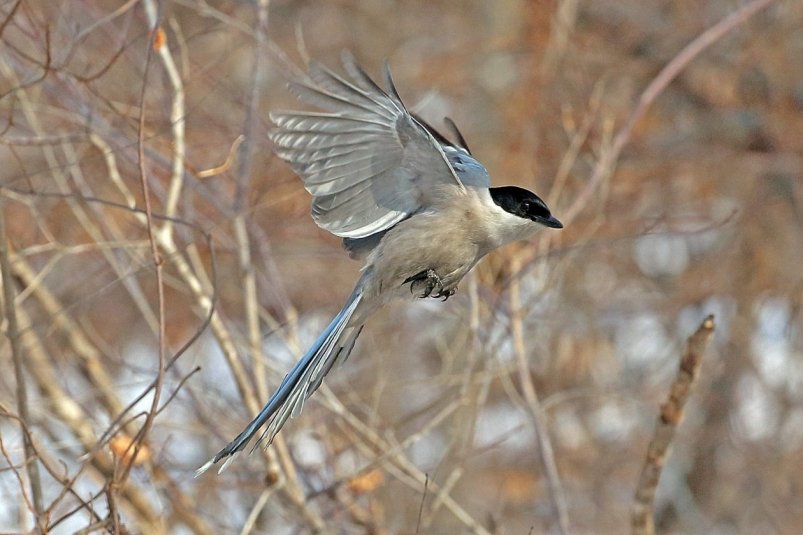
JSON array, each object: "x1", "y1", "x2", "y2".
[{"x1": 1, "y1": 0, "x2": 801, "y2": 533}]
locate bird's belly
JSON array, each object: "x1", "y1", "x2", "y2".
[{"x1": 362, "y1": 217, "x2": 481, "y2": 303}]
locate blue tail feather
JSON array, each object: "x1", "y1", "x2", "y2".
[{"x1": 196, "y1": 289, "x2": 364, "y2": 475}]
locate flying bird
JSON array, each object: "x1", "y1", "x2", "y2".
[{"x1": 198, "y1": 52, "x2": 562, "y2": 474}]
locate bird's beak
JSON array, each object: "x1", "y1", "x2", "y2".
[{"x1": 539, "y1": 215, "x2": 563, "y2": 229}]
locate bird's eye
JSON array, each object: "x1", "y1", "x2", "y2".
[{"x1": 521, "y1": 201, "x2": 531, "y2": 212}]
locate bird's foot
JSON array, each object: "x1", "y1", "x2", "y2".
[
  {"x1": 433, "y1": 287, "x2": 456, "y2": 301},
  {"x1": 403, "y1": 269, "x2": 444, "y2": 299}
]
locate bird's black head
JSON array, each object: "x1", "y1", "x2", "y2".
[{"x1": 489, "y1": 186, "x2": 563, "y2": 228}]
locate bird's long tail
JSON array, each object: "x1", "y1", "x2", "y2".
[{"x1": 196, "y1": 287, "x2": 365, "y2": 475}]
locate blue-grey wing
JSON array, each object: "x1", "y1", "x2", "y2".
[
  {"x1": 443, "y1": 145, "x2": 491, "y2": 189},
  {"x1": 270, "y1": 52, "x2": 465, "y2": 239},
  {"x1": 412, "y1": 114, "x2": 490, "y2": 189}
]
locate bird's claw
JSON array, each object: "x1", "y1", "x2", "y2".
[
  {"x1": 418, "y1": 269, "x2": 442, "y2": 298},
  {"x1": 433, "y1": 287, "x2": 456, "y2": 301},
  {"x1": 403, "y1": 270, "x2": 456, "y2": 300}
]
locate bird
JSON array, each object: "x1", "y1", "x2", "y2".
[{"x1": 197, "y1": 51, "x2": 563, "y2": 475}]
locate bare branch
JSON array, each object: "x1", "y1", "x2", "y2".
[
  {"x1": 116, "y1": 0, "x2": 165, "y2": 487},
  {"x1": 631, "y1": 315, "x2": 716, "y2": 535},
  {"x1": 0, "y1": 197, "x2": 44, "y2": 529},
  {"x1": 142, "y1": 0, "x2": 186, "y2": 236},
  {"x1": 562, "y1": 0, "x2": 778, "y2": 225},
  {"x1": 509, "y1": 255, "x2": 570, "y2": 534}
]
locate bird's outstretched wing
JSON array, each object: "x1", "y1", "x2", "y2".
[{"x1": 270, "y1": 52, "x2": 479, "y2": 239}]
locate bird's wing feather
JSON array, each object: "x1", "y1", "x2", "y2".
[{"x1": 270, "y1": 52, "x2": 464, "y2": 239}]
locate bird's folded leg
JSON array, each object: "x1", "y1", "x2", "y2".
[{"x1": 403, "y1": 269, "x2": 443, "y2": 298}]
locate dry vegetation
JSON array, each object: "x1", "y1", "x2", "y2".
[{"x1": 1, "y1": 0, "x2": 801, "y2": 533}]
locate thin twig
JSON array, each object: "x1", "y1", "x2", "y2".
[
  {"x1": 562, "y1": 0, "x2": 778, "y2": 226},
  {"x1": 142, "y1": 0, "x2": 186, "y2": 238},
  {"x1": 322, "y1": 389, "x2": 492, "y2": 535},
  {"x1": 236, "y1": 0, "x2": 270, "y2": 406},
  {"x1": 423, "y1": 467, "x2": 464, "y2": 529},
  {"x1": 1, "y1": 411, "x2": 102, "y2": 531},
  {"x1": 414, "y1": 473, "x2": 429, "y2": 535},
  {"x1": 197, "y1": 135, "x2": 244, "y2": 177},
  {"x1": 0, "y1": 0, "x2": 22, "y2": 41},
  {"x1": 0, "y1": 434, "x2": 36, "y2": 522},
  {"x1": 509, "y1": 255, "x2": 570, "y2": 534},
  {"x1": 0, "y1": 50, "x2": 144, "y2": 441},
  {"x1": 238, "y1": 488, "x2": 276, "y2": 535},
  {"x1": 631, "y1": 315, "x2": 716, "y2": 535},
  {"x1": 540, "y1": 0, "x2": 579, "y2": 76},
  {"x1": 117, "y1": 1, "x2": 165, "y2": 487},
  {"x1": 10, "y1": 264, "x2": 161, "y2": 529},
  {"x1": 235, "y1": 0, "x2": 269, "y2": 210},
  {"x1": 0, "y1": 199, "x2": 45, "y2": 529}
]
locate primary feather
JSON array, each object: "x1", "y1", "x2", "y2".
[{"x1": 269, "y1": 51, "x2": 485, "y2": 240}]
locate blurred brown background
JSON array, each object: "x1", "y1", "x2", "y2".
[{"x1": 0, "y1": 0, "x2": 801, "y2": 533}]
